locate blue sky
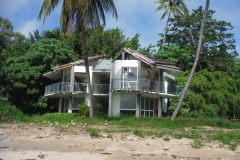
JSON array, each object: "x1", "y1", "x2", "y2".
[{"x1": 0, "y1": 0, "x2": 240, "y2": 54}]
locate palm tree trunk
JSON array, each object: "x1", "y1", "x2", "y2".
[
  {"x1": 162, "y1": 13, "x2": 171, "y2": 50},
  {"x1": 81, "y1": 23, "x2": 94, "y2": 117},
  {"x1": 171, "y1": 0, "x2": 210, "y2": 121}
]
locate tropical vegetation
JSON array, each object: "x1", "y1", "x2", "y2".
[{"x1": 0, "y1": 0, "x2": 240, "y2": 121}]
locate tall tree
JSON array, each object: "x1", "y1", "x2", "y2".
[
  {"x1": 38, "y1": 0, "x2": 118, "y2": 116},
  {"x1": 171, "y1": 0, "x2": 210, "y2": 121},
  {"x1": 155, "y1": 0, "x2": 188, "y2": 49},
  {"x1": 158, "y1": 6, "x2": 237, "y2": 72},
  {"x1": 6, "y1": 38, "x2": 75, "y2": 114},
  {"x1": 0, "y1": 17, "x2": 27, "y2": 93}
]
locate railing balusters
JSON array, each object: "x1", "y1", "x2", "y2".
[{"x1": 110, "y1": 79, "x2": 181, "y2": 96}]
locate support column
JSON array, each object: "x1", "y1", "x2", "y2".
[
  {"x1": 158, "y1": 98, "x2": 162, "y2": 117},
  {"x1": 68, "y1": 96, "x2": 73, "y2": 113},
  {"x1": 108, "y1": 63, "x2": 114, "y2": 117},
  {"x1": 108, "y1": 92, "x2": 112, "y2": 117},
  {"x1": 58, "y1": 98, "x2": 62, "y2": 113},
  {"x1": 136, "y1": 94, "x2": 141, "y2": 117}
]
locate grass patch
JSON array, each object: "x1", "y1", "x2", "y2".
[
  {"x1": 133, "y1": 129, "x2": 144, "y2": 138},
  {"x1": 163, "y1": 137, "x2": 170, "y2": 141},
  {"x1": 191, "y1": 140, "x2": 204, "y2": 149},
  {"x1": 211, "y1": 131, "x2": 240, "y2": 150},
  {"x1": 86, "y1": 127, "x2": 101, "y2": 138}
]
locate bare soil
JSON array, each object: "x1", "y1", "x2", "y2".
[{"x1": 0, "y1": 123, "x2": 240, "y2": 160}]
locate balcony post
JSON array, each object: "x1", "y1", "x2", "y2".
[
  {"x1": 68, "y1": 96, "x2": 73, "y2": 113},
  {"x1": 158, "y1": 98, "x2": 162, "y2": 117},
  {"x1": 136, "y1": 94, "x2": 141, "y2": 117},
  {"x1": 58, "y1": 98, "x2": 62, "y2": 113}
]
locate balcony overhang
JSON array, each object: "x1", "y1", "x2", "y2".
[{"x1": 43, "y1": 70, "x2": 61, "y2": 80}]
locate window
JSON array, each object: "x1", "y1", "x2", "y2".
[
  {"x1": 141, "y1": 97, "x2": 155, "y2": 117},
  {"x1": 122, "y1": 67, "x2": 137, "y2": 90},
  {"x1": 120, "y1": 95, "x2": 136, "y2": 110}
]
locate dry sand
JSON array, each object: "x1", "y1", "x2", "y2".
[{"x1": 0, "y1": 123, "x2": 240, "y2": 160}]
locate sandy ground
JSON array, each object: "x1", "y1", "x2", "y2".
[{"x1": 0, "y1": 123, "x2": 240, "y2": 160}]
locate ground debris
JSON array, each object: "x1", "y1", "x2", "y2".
[
  {"x1": 131, "y1": 153, "x2": 142, "y2": 156},
  {"x1": 101, "y1": 152, "x2": 112, "y2": 155}
]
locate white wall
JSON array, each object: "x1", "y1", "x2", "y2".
[
  {"x1": 111, "y1": 92, "x2": 120, "y2": 117},
  {"x1": 74, "y1": 66, "x2": 86, "y2": 72},
  {"x1": 112, "y1": 60, "x2": 139, "y2": 79}
]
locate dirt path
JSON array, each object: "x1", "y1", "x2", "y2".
[{"x1": 0, "y1": 124, "x2": 239, "y2": 160}]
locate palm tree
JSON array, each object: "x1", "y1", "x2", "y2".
[
  {"x1": 155, "y1": 0, "x2": 189, "y2": 49},
  {"x1": 171, "y1": 0, "x2": 210, "y2": 121},
  {"x1": 38, "y1": 0, "x2": 118, "y2": 116}
]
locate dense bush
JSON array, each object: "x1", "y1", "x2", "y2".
[
  {"x1": 0, "y1": 99, "x2": 25, "y2": 121},
  {"x1": 169, "y1": 69, "x2": 240, "y2": 118}
]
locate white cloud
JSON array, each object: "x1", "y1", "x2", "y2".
[{"x1": 16, "y1": 19, "x2": 41, "y2": 37}]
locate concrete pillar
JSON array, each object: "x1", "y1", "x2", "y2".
[
  {"x1": 68, "y1": 96, "x2": 73, "y2": 113},
  {"x1": 108, "y1": 92, "x2": 112, "y2": 117},
  {"x1": 108, "y1": 62, "x2": 114, "y2": 117},
  {"x1": 136, "y1": 94, "x2": 141, "y2": 117},
  {"x1": 158, "y1": 98, "x2": 162, "y2": 117},
  {"x1": 58, "y1": 98, "x2": 62, "y2": 113}
]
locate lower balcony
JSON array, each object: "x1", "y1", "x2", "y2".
[
  {"x1": 45, "y1": 82, "x2": 86, "y2": 97},
  {"x1": 111, "y1": 79, "x2": 181, "y2": 96}
]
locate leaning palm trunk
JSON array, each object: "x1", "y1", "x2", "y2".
[
  {"x1": 162, "y1": 14, "x2": 170, "y2": 50},
  {"x1": 171, "y1": 0, "x2": 210, "y2": 121}
]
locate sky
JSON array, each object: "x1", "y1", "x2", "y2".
[{"x1": 0, "y1": 0, "x2": 240, "y2": 54}]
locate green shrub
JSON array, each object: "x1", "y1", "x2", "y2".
[
  {"x1": 93, "y1": 103, "x2": 102, "y2": 115},
  {"x1": 78, "y1": 101, "x2": 89, "y2": 118},
  {"x1": 86, "y1": 128, "x2": 101, "y2": 138},
  {"x1": 0, "y1": 99, "x2": 25, "y2": 121}
]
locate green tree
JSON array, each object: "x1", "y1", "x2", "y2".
[
  {"x1": 154, "y1": 45, "x2": 192, "y2": 70},
  {"x1": 169, "y1": 69, "x2": 240, "y2": 118},
  {"x1": 158, "y1": 6, "x2": 238, "y2": 72},
  {"x1": 172, "y1": 0, "x2": 210, "y2": 121},
  {"x1": 38, "y1": 0, "x2": 118, "y2": 116},
  {"x1": 232, "y1": 58, "x2": 240, "y2": 92},
  {"x1": 123, "y1": 33, "x2": 141, "y2": 50},
  {"x1": 5, "y1": 38, "x2": 75, "y2": 114},
  {"x1": 85, "y1": 26, "x2": 125, "y2": 59},
  {"x1": 0, "y1": 17, "x2": 27, "y2": 93},
  {"x1": 155, "y1": 0, "x2": 189, "y2": 48}
]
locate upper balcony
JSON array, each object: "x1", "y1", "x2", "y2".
[
  {"x1": 44, "y1": 82, "x2": 110, "y2": 97},
  {"x1": 93, "y1": 84, "x2": 109, "y2": 96},
  {"x1": 44, "y1": 82, "x2": 86, "y2": 97},
  {"x1": 111, "y1": 79, "x2": 181, "y2": 96}
]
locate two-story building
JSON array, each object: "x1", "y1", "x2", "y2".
[{"x1": 43, "y1": 48, "x2": 181, "y2": 117}]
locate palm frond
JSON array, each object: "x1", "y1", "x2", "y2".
[
  {"x1": 38, "y1": 0, "x2": 61, "y2": 23},
  {"x1": 160, "y1": 7, "x2": 171, "y2": 20}
]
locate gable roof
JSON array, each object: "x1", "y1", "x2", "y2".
[
  {"x1": 116, "y1": 48, "x2": 182, "y2": 76},
  {"x1": 122, "y1": 48, "x2": 175, "y2": 66},
  {"x1": 52, "y1": 54, "x2": 106, "y2": 71},
  {"x1": 43, "y1": 55, "x2": 106, "y2": 80}
]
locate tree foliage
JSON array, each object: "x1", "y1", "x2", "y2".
[
  {"x1": 158, "y1": 6, "x2": 238, "y2": 72},
  {"x1": 169, "y1": 69, "x2": 240, "y2": 118},
  {"x1": 5, "y1": 38, "x2": 75, "y2": 114},
  {"x1": 154, "y1": 45, "x2": 192, "y2": 70}
]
